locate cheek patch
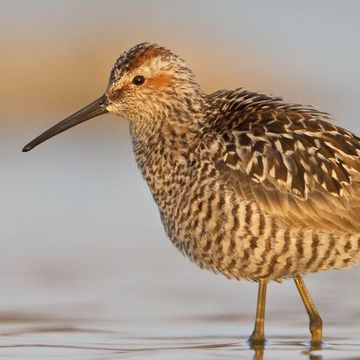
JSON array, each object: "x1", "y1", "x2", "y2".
[{"x1": 146, "y1": 73, "x2": 173, "y2": 90}]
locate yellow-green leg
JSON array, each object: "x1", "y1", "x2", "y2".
[
  {"x1": 249, "y1": 279, "x2": 267, "y2": 346},
  {"x1": 294, "y1": 276, "x2": 323, "y2": 347}
]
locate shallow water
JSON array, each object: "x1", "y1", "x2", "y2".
[
  {"x1": 0, "y1": 312, "x2": 360, "y2": 359},
  {"x1": 1, "y1": 127, "x2": 360, "y2": 359}
]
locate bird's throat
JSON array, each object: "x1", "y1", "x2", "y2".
[{"x1": 129, "y1": 116, "x2": 198, "y2": 217}]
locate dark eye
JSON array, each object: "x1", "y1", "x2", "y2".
[{"x1": 132, "y1": 75, "x2": 145, "y2": 85}]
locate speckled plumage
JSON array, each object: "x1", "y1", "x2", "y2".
[
  {"x1": 23, "y1": 42, "x2": 360, "y2": 345},
  {"x1": 107, "y1": 43, "x2": 360, "y2": 282}
]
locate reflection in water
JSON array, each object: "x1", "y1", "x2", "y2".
[
  {"x1": 3, "y1": 314, "x2": 360, "y2": 360},
  {"x1": 0, "y1": 337, "x2": 329, "y2": 360},
  {"x1": 251, "y1": 342, "x2": 323, "y2": 360},
  {"x1": 252, "y1": 344, "x2": 265, "y2": 360}
]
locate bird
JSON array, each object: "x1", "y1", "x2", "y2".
[{"x1": 23, "y1": 42, "x2": 360, "y2": 348}]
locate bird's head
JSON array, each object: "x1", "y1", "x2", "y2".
[{"x1": 23, "y1": 43, "x2": 203, "y2": 152}]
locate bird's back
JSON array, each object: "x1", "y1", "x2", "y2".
[{"x1": 205, "y1": 88, "x2": 360, "y2": 234}]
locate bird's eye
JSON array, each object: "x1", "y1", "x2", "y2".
[{"x1": 132, "y1": 75, "x2": 145, "y2": 85}]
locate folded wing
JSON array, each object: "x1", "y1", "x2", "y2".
[{"x1": 207, "y1": 89, "x2": 360, "y2": 234}]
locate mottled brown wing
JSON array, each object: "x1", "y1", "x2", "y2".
[{"x1": 211, "y1": 108, "x2": 360, "y2": 234}]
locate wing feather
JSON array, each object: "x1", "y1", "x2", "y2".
[{"x1": 206, "y1": 89, "x2": 360, "y2": 234}]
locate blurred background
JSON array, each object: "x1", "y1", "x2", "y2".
[{"x1": 1, "y1": 1, "x2": 360, "y2": 358}]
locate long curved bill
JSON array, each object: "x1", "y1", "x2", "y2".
[{"x1": 22, "y1": 95, "x2": 108, "y2": 152}]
